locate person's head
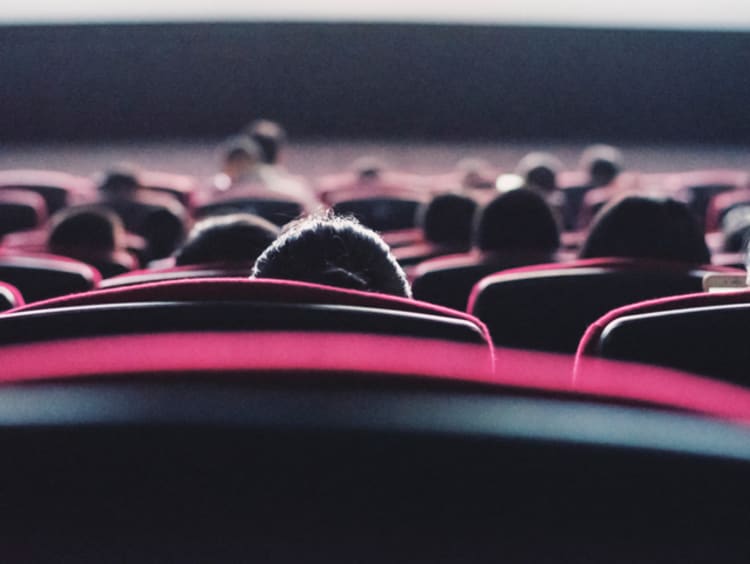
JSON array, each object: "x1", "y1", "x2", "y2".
[
  {"x1": 418, "y1": 193, "x2": 478, "y2": 247},
  {"x1": 580, "y1": 194, "x2": 710, "y2": 263},
  {"x1": 245, "y1": 119, "x2": 287, "y2": 165},
  {"x1": 97, "y1": 165, "x2": 142, "y2": 196},
  {"x1": 475, "y1": 189, "x2": 560, "y2": 253},
  {"x1": 455, "y1": 158, "x2": 495, "y2": 189},
  {"x1": 516, "y1": 152, "x2": 563, "y2": 194},
  {"x1": 175, "y1": 213, "x2": 280, "y2": 266},
  {"x1": 219, "y1": 136, "x2": 262, "y2": 181},
  {"x1": 351, "y1": 156, "x2": 387, "y2": 181},
  {"x1": 579, "y1": 144, "x2": 623, "y2": 187},
  {"x1": 252, "y1": 211, "x2": 411, "y2": 298},
  {"x1": 47, "y1": 205, "x2": 125, "y2": 257}
]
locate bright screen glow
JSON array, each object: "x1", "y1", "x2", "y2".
[{"x1": 4, "y1": 0, "x2": 750, "y2": 31}]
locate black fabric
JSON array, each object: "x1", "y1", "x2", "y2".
[
  {"x1": 473, "y1": 267, "x2": 708, "y2": 353},
  {"x1": 332, "y1": 197, "x2": 420, "y2": 232},
  {"x1": 599, "y1": 303, "x2": 750, "y2": 386},
  {"x1": 0, "y1": 301, "x2": 486, "y2": 345}
]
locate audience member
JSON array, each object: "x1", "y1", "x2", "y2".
[
  {"x1": 515, "y1": 152, "x2": 565, "y2": 225},
  {"x1": 411, "y1": 189, "x2": 560, "y2": 310},
  {"x1": 579, "y1": 194, "x2": 710, "y2": 263},
  {"x1": 393, "y1": 194, "x2": 478, "y2": 268},
  {"x1": 207, "y1": 135, "x2": 318, "y2": 212},
  {"x1": 245, "y1": 119, "x2": 287, "y2": 166},
  {"x1": 95, "y1": 166, "x2": 188, "y2": 261},
  {"x1": 175, "y1": 213, "x2": 280, "y2": 266},
  {"x1": 579, "y1": 144, "x2": 624, "y2": 187},
  {"x1": 47, "y1": 205, "x2": 135, "y2": 277},
  {"x1": 475, "y1": 188, "x2": 560, "y2": 254},
  {"x1": 420, "y1": 193, "x2": 478, "y2": 249},
  {"x1": 253, "y1": 212, "x2": 411, "y2": 298}
]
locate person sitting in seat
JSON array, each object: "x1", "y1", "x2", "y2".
[
  {"x1": 579, "y1": 194, "x2": 710, "y2": 264},
  {"x1": 393, "y1": 194, "x2": 478, "y2": 268},
  {"x1": 47, "y1": 205, "x2": 135, "y2": 277},
  {"x1": 579, "y1": 144, "x2": 624, "y2": 188},
  {"x1": 95, "y1": 165, "x2": 188, "y2": 261},
  {"x1": 207, "y1": 135, "x2": 318, "y2": 212},
  {"x1": 411, "y1": 189, "x2": 560, "y2": 310},
  {"x1": 252, "y1": 211, "x2": 411, "y2": 298},
  {"x1": 175, "y1": 213, "x2": 280, "y2": 267},
  {"x1": 515, "y1": 152, "x2": 565, "y2": 223}
]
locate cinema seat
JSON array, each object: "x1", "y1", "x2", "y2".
[
  {"x1": 0, "y1": 170, "x2": 92, "y2": 214},
  {"x1": 0, "y1": 282, "x2": 23, "y2": 311},
  {"x1": 195, "y1": 196, "x2": 305, "y2": 226},
  {"x1": 412, "y1": 250, "x2": 557, "y2": 311},
  {"x1": 670, "y1": 169, "x2": 749, "y2": 227},
  {"x1": 2, "y1": 278, "x2": 494, "y2": 381},
  {"x1": 332, "y1": 196, "x2": 424, "y2": 232},
  {"x1": 0, "y1": 252, "x2": 100, "y2": 302},
  {"x1": 0, "y1": 190, "x2": 47, "y2": 236},
  {"x1": 575, "y1": 287, "x2": 750, "y2": 385},
  {"x1": 468, "y1": 258, "x2": 734, "y2": 353}
]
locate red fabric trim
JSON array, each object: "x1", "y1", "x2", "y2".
[
  {"x1": 575, "y1": 287, "x2": 750, "y2": 361},
  {"x1": 466, "y1": 258, "x2": 741, "y2": 314},
  {"x1": 0, "y1": 331, "x2": 494, "y2": 382},
  {"x1": 6, "y1": 277, "x2": 492, "y2": 344},
  {"x1": 0, "y1": 282, "x2": 23, "y2": 308}
]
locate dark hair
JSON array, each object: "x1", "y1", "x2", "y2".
[
  {"x1": 252, "y1": 212, "x2": 411, "y2": 298},
  {"x1": 48, "y1": 205, "x2": 124, "y2": 255},
  {"x1": 245, "y1": 119, "x2": 286, "y2": 164},
  {"x1": 98, "y1": 166, "x2": 141, "y2": 194},
  {"x1": 475, "y1": 189, "x2": 560, "y2": 253},
  {"x1": 418, "y1": 194, "x2": 478, "y2": 246},
  {"x1": 580, "y1": 194, "x2": 710, "y2": 263},
  {"x1": 140, "y1": 207, "x2": 187, "y2": 260},
  {"x1": 516, "y1": 152, "x2": 563, "y2": 193},
  {"x1": 580, "y1": 144, "x2": 623, "y2": 187},
  {"x1": 175, "y1": 213, "x2": 280, "y2": 266}
]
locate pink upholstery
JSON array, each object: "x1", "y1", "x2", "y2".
[
  {"x1": 0, "y1": 281, "x2": 23, "y2": 310},
  {"x1": 0, "y1": 330, "x2": 749, "y2": 422},
  {"x1": 575, "y1": 287, "x2": 750, "y2": 360},
  {"x1": 491, "y1": 346, "x2": 750, "y2": 423},
  {"x1": 0, "y1": 331, "x2": 492, "y2": 383}
]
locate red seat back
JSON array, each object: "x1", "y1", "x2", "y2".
[{"x1": 469, "y1": 258, "x2": 737, "y2": 353}]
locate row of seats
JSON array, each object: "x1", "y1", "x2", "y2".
[
  {"x1": 1, "y1": 276, "x2": 749, "y2": 422},
  {"x1": 0, "y1": 255, "x2": 746, "y2": 386}
]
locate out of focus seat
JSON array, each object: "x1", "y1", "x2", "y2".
[
  {"x1": 0, "y1": 190, "x2": 47, "y2": 236},
  {"x1": 0, "y1": 281, "x2": 23, "y2": 312},
  {"x1": 0, "y1": 170, "x2": 92, "y2": 214},
  {"x1": 195, "y1": 196, "x2": 304, "y2": 226},
  {"x1": 0, "y1": 252, "x2": 99, "y2": 302}
]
